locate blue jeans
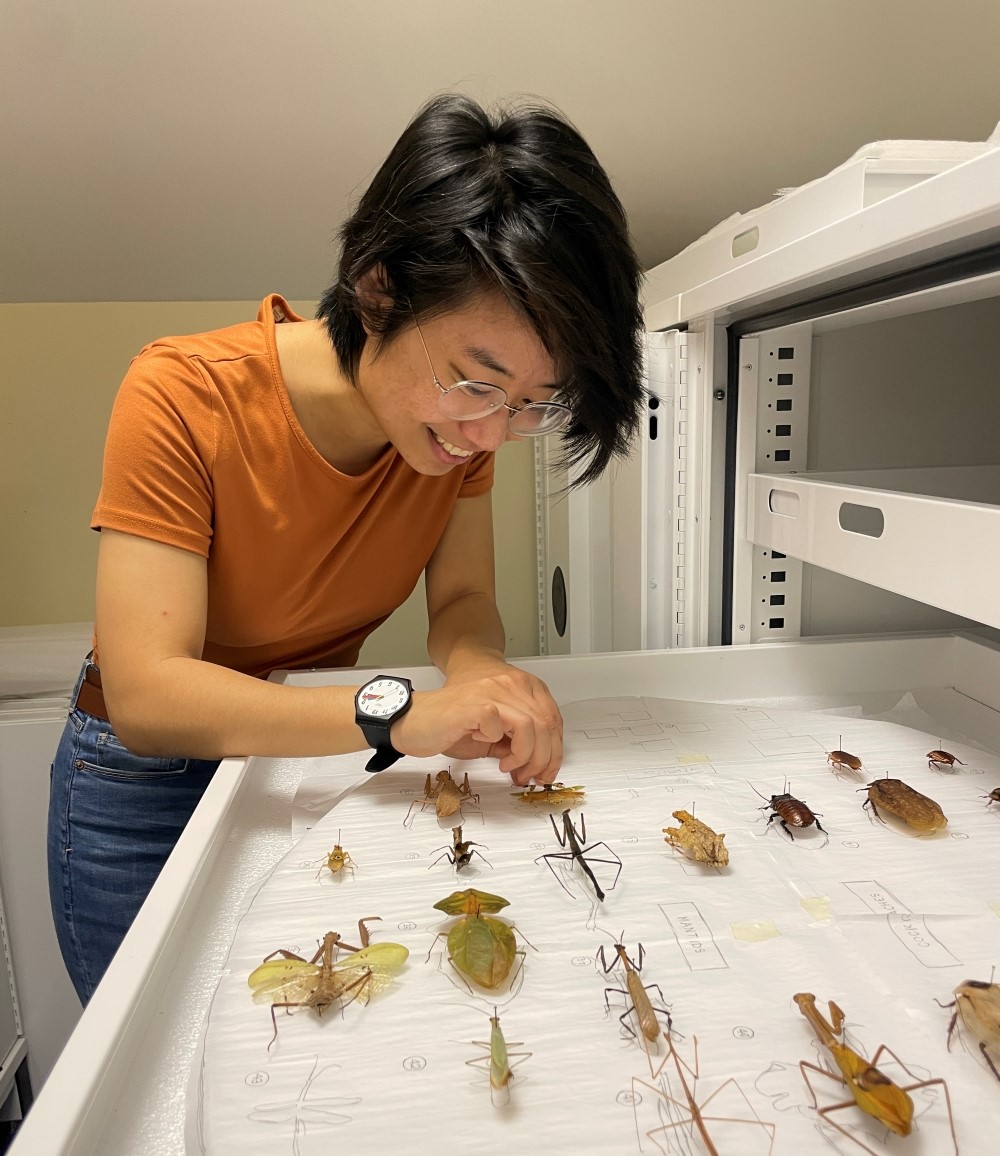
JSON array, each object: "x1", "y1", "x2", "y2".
[{"x1": 47, "y1": 661, "x2": 220, "y2": 1003}]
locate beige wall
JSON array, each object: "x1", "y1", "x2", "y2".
[{"x1": 1, "y1": 301, "x2": 539, "y2": 664}]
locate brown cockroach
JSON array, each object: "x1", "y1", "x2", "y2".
[
  {"x1": 753, "y1": 783, "x2": 826, "y2": 842},
  {"x1": 827, "y1": 736, "x2": 863, "y2": 775},
  {"x1": 597, "y1": 939, "x2": 672, "y2": 1046},
  {"x1": 982, "y1": 787, "x2": 1000, "y2": 808},
  {"x1": 860, "y1": 777, "x2": 947, "y2": 834},
  {"x1": 927, "y1": 747, "x2": 966, "y2": 771},
  {"x1": 939, "y1": 977, "x2": 1000, "y2": 1083},
  {"x1": 404, "y1": 767, "x2": 480, "y2": 827},
  {"x1": 512, "y1": 781, "x2": 586, "y2": 807},
  {"x1": 662, "y1": 809, "x2": 729, "y2": 867},
  {"x1": 428, "y1": 826, "x2": 491, "y2": 871},
  {"x1": 315, "y1": 830, "x2": 356, "y2": 879}
]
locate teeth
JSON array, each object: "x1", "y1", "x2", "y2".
[{"x1": 433, "y1": 432, "x2": 474, "y2": 458}]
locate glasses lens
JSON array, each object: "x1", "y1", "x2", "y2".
[
  {"x1": 438, "y1": 381, "x2": 507, "y2": 420},
  {"x1": 508, "y1": 403, "x2": 573, "y2": 437}
]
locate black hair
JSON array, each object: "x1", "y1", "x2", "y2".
[{"x1": 317, "y1": 93, "x2": 644, "y2": 486}]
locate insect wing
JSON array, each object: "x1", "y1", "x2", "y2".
[
  {"x1": 448, "y1": 915, "x2": 516, "y2": 988},
  {"x1": 433, "y1": 888, "x2": 510, "y2": 916},
  {"x1": 248, "y1": 959, "x2": 321, "y2": 1003},
  {"x1": 335, "y1": 942, "x2": 409, "y2": 972}
]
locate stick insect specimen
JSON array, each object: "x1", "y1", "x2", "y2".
[
  {"x1": 404, "y1": 768, "x2": 480, "y2": 827},
  {"x1": 534, "y1": 808, "x2": 622, "y2": 902},
  {"x1": 927, "y1": 747, "x2": 965, "y2": 771},
  {"x1": 597, "y1": 939, "x2": 673, "y2": 1059},
  {"x1": 793, "y1": 992, "x2": 957, "y2": 1156},
  {"x1": 632, "y1": 1032, "x2": 776, "y2": 1156},
  {"x1": 859, "y1": 777, "x2": 947, "y2": 833},
  {"x1": 662, "y1": 809, "x2": 729, "y2": 868},
  {"x1": 512, "y1": 781, "x2": 586, "y2": 807},
  {"x1": 315, "y1": 830, "x2": 356, "y2": 880},
  {"x1": 248, "y1": 918, "x2": 408, "y2": 1048},
  {"x1": 939, "y1": 977, "x2": 1000, "y2": 1083},
  {"x1": 827, "y1": 736, "x2": 863, "y2": 776},
  {"x1": 428, "y1": 826, "x2": 491, "y2": 872},
  {"x1": 752, "y1": 783, "x2": 827, "y2": 843},
  {"x1": 429, "y1": 888, "x2": 526, "y2": 991},
  {"x1": 465, "y1": 1007, "x2": 531, "y2": 1106}
]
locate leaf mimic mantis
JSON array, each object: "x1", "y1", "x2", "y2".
[
  {"x1": 534, "y1": 808, "x2": 622, "y2": 902},
  {"x1": 662, "y1": 809, "x2": 729, "y2": 868},
  {"x1": 315, "y1": 830, "x2": 356, "y2": 880},
  {"x1": 793, "y1": 992, "x2": 957, "y2": 1156},
  {"x1": 465, "y1": 1007, "x2": 532, "y2": 1106},
  {"x1": 404, "y1": 768, "x2": 481, "y2": 827},
  {"x1": 429, "y1": 888, "x2": 528, "y2": 991},
  {"x1": 632, "y1": 1032, "x2": 776, "y2": 1156},
  {"x1": 597, "y1": 939, "x2": 672, "y2": 1067},
  {"x1": 428, "y1": 826, "x2": 491, "y2": 872},
  {"x1": 248, "y1": 917, "x2": 408, "y2": 1048},
  {"x1": 512, "y1": 781, "x2": 586, "y2": 807}
]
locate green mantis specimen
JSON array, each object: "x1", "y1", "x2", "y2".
[
  {"x1": 466, "y1": 1008, "x2": 531, "y2": 1106},
  {"x1": 430, "y1": 888, "x2": 526, "y2": 990}
]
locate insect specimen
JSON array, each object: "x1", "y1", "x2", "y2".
[
  {"x1": 597, "y1": 939, "x2": 672, "y2": 1047},
  {"x1": 753, "y1": 783, "x2": 827, "y2": 842},
  {"x1": 860, "y1": 777, "x2": 947, "y2": 833},
  {"x1": 512, "y1": 781, "x2": 586, "y2": 807},
  {"x1": 248, "y1": 919, "x2": 408, "y2": 1048},
  {"x1": 404, "y1": 768, "x2": 480, "y2": 826},
  {"x1": 927, "y1": 748, "x2": 965, "y2": 771},
  {"x1": 983, "y1": 787, "x2": 1000, "y2": 808},
  {"x1": 465, "y1": 1008, "x2": 531, "y2": 1106},
  {"x1": 534, "y1": 808, "x2": 622, "y2": 901},
  {"x1": 430, "y1": 888, "x2": 524, "y2": 990},
  {"x1": 793, "y1": 992, "x2": 957, "y2": 1156},
  {"x1": 428, "y1": 826, "x2": 491, "y2": 871},
  {"x1": 827, "y1": 736, "x2": 863, "y2": 776},
  {"x1": 316, "y1": 830, "x2": 356, "y2": 880},
  {"x1": 940, "y1": 977, "x2": 1000, "y2": 1082},
  {"x1": 662, "y1": 809, "x2": 729, "y2": 867},
  {"x1": 632, "y1": 1033, "x2": 776, "y2": 1156}
]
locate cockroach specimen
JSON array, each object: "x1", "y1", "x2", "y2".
[
  {"x1": 428, "y1": 826, "x2": 491, "y2": 871},
  {"x1": 248, "y1": 918, "x2": 408, "y2": 1048},
  {"x1": 404, "y1": 767, "x2": 480, "y2": 827},
  {"x1": 512, "y1": 781, "x2": 586, "y2": 807},
  {"x1": 316, "y1": 830, "x2": 356, "y2": 880},
  {"x1": 752, "y1": 783, "x2": 826, "y2": 842},
  {"x1": 465, "y1": 1007, "x2": 531, "y2": 1106},
  {"x1": 793, "y1": 992, "x2": 957, "y2": 1156},
  {"x1": 983, "y1": 787, "x2": 1000, "y2": 808},
  {"x1": 597, "y1": 939, "x2": 672, "y2": 1048},
  {"x1": 860, "y1": 777, "x2": 947, "y2": 833},
  {"x1": 939, "y1": 977, "x2": 1000, "y2": 1083},
  {"x1": 534, "y1": 808, "x2": 622, "y2": 902},
  {"x1": 429, "y1": 888, "x2": 525, "y2": 991},
  {"x1": 662, "y1": 809, "x2": 729, "y2": 867},
  {"x1": 828, "y1": 736, "x2": 863, "y2": 776},
  {"x1": 927, "y1": 747, "x2": 966, "y2": 771}
]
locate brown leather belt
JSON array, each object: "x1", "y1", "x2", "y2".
[{"x1": 73, "y1": 662, "x2": 111, "y2": 722}]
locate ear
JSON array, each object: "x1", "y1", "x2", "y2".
[{"x1": 355, "y1": 264, "x2": 395, "y2": 335}]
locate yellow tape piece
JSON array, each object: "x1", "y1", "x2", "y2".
[{"x1": 731, "y1": 919, "x2": 781, "y2": 943}]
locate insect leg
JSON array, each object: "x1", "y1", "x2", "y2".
[
  {"x1": 779, "y1": 819, "x2": 796, "y2": 841},
  {"x1": 534, "y1": 850, "x2": 578, "y2": 897},
  {"x1": 581, "y1": 841, "x2": 624, "y2": 891}
]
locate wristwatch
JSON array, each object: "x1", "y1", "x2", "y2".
[{"x1": 354, "y1": 674, "x2": 414, "y2": 772}]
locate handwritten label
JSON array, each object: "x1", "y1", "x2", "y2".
[
  {"x1": 842, "y1": 880, "x2": 960, "y2": 968},
  {"x1": 659, "y1": 902, "x2": 728, "y2": 971}
]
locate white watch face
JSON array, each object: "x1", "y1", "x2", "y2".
[{"x1": 358, "y1": 678, "x2": 409, "y2": 719}]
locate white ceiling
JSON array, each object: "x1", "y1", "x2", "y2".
[{"x1": 4, "y1": 0, "x2": 1000, "y2": 303}]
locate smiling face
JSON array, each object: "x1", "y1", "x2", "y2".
[{"x1": 358, "y1": 293, "x2": 561, "y2": 476}]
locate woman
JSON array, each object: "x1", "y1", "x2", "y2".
[{"x1": 48, "y1": 93, "x2": 645, "y2": 1002}]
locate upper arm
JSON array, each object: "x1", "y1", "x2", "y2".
[{"x1": 424, "y1": 492, "x2": 496, "y2": 618}]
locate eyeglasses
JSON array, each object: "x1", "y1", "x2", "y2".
[{"x1": 413, "y1": 319, "x2": 572, "y2": 437}]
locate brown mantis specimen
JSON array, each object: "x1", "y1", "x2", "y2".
[
  {"x1": 752, "y1": 782, "x2": 827, "y2": 843},
  {"x1": 315, "y1": 830, "x2": 356, "y2": 880},
  {"x1": 939, "y1": 976, "x2": 1000, "y2": 1083},
  {"x1": 631, "y1": 1032, "x2": 776, "y2": 1156},
  {"x1": 860, "y1": 776, "x2": 947, "y2": 834},
  {"x1": 534, "y1": 808, "x2": 622, "y2": 902},
  {"x1": 828, "y1": 736, "x2": 864, "y2": 776},
  {"x1": 793, "y1": 992, "x2": 957, "y2": 1156},
  {"x1": 662, "y1": 809, "x2": 729, "y2": 867},
  {"x1": 927, "y1": 747, "x2": 966, "y2": 771},
  {"x1": 247, "y1": 918, "x2": 408, "y2": 1048},
  {"x1": 428, "y1": 826, "x2": 491, "y2": 871},
  {"x1": 597, "y1": 939, "x2": 672, "y2": 1053},
  {"x1": 404, "y1": 767, "x2": 480, "y2": 827},
  {"x1": 465, "y1": 1007, "x2": 532, "y2": 1106},
  {"x1": 512, "y1": 781, "x2": 586, "y2": 807}
]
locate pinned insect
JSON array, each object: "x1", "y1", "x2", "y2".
[
  {"x1": 860, "y1": 777, "x2": 947, "y2": 834},
  {"x1": 465, "y1": 1008, "x2": 531, "y2": 1106},
  {"x1": 428, "y1": 826, "x2": 491, "y2": 872},
  {"x1": 512, "y1": 781, "x2": 586, "y2": 807},
  {"x1": 983, "y1": 787, "x2": 1000, "y2": 809},
  {"x1": 827, "y1": 736, "x2": 863, "y2": 776},
  {"x1": 927, "y1": 747, "x2": 965, "y2": 771},
  {"x1": 315, "y1": 830, "x2": 356, "y2": 880},
  {"x1": 598, "y1": 939, "x2": 672, "y2": 1051},
  {"x1": 662, "y1": 809, "x2": 729, "y2": 868},
  {"x1": 534, "y1": 809, "x2": 622, "y2": 902},
  {"x1": 939, "y1": 977, "x2": 1000, "y2": 1083},
  {"x1": 248, "y1": 918, "x2": 408, "y2": 1048},
  {"x1": 429, "y1": 888, "x2": 526, "y2": 991},
  {"x1": 793, "y1": 992, "x2": 956, "y2": 1156},
  {"x1": 404, "y1": 768, "x2": 480, "y2": 827},
  {"x1": 752, "y1": 783, "x2": 827, "y2": 843}
]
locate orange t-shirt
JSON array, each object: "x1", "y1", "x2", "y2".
[{"x1": 91, "y1": 295, "x2": 494, "y2": 677}]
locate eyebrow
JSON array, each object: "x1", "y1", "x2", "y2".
[{"x1": 458, "y1": 344, "x2": 561, "y2": 393}]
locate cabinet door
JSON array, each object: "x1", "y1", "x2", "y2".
[{"x1": 0, "y1": 902, "x2": 20, "y2": 1067}]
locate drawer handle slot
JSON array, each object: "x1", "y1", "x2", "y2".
[
  {"x1": 767, "y1": 488, "x2": 799, "y2": 517},
  {"x1": 731, "y1": 226, "x2": 759, "y2": 258},
  {"x1": 838, "y1": 502, "x2": 884, "y2": 538}
]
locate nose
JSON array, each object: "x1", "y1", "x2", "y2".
[{"x1": 458, "y1": 410, "x2": 512, "y2": 452}]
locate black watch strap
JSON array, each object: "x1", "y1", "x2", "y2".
[{"x1": 365, "y1": 744, "x2": 405, "y2": 773}]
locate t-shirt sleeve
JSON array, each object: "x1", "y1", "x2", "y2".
[
  {"x1": 91, "y1": 345, "x2": 216, "y2": 557},
  {"x1": 457, "y1": 449, "x2": 495, "y2": 497}
]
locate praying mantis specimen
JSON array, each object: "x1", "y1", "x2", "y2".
[
  {"x1": 465, "y1": 1007, "x2": 532, "y2": 1106},
  {"x1": 534, "y1": 809, "x2": 622, "y2": 902},
  {"x1": 429, "y1": 888, "x2": 526, "y2": 990},
  {"x1": 248, "y1": 918, "x2": 408, "y2": 1048},
  {"x1": 512, "y1": 782, "x2": 586, "y2": 807},
  {"x1": 662, "y1": 809, "x2": 729, "y2": 868},
  {"x1": 404, "y1": 768, "x2": 481, "y2": 827},
  {"x1": 428, "y1": 826, "x2": 491, "y2": 872},
  {"x1": 315, "y1": 831, "x2": 356, "y2": 880},
  {"x1": 793, "y1": 992, "x2": 957, "y2": 1155},
  {"x1": 597, "y1": 939, "x2": 672, "y2": 1055}
]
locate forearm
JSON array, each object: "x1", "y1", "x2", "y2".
[{"x1": 426, "y1": 590, "x2": 507, "y2": 679}]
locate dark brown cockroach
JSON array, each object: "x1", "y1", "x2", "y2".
[
  {"x1": 827, "y1": 736, "x2": 863, "y2": 775},
  {"x1": 982, "y1": 787, "x2": 1000, "y2": 809},
  {"x1": 753, "y1": 783, "x2": 826, "y2": 842},
  {"x1": 860, "y1": 777, "x2": 947, "y2": 834},
  {"x1": 927, "y1": 748, "x2": 965, "y2": 771},
  {"x1": 939, "y1": 977, "x2": 1000, "y2": 1083}
]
